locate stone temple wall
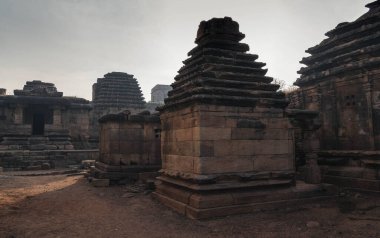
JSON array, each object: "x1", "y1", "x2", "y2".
[
  {"x1": 290, "y1": 1, "x2": 380, "y2": 151},
  {"x1": 160, "y1": 105, "x2": 294, "y2": 178},
  {"x1": 0, "y1": 80, "x2": 95, "y2": 170},
  {"x1": 288, "y1": 0, "x2": 380, "y2": 191},
  {"x1": 93, "y1": 110, "x2": 161, "y2": 181}
]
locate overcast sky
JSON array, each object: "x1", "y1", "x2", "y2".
[{"x1": 0, "y1": 0, "x2": 371, "y2": 101}]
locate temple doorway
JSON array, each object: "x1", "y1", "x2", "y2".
[{"x1": 32, "y1": 113, "x2": 45, "y2": 135}]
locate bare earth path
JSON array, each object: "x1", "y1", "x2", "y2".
[{"x1": 0, "y1": 174, "x2": 379, "y2": 238}]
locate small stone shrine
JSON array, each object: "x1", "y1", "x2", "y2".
[
  {"x1": 289, "y1": 0, "x2": 380, "y2": 191},
  {"x1": 154, "y1": 17, "x2": 332, "y2": 219},
  {"x1": 92, "y1": 110, "x2": 161, "y2": 182}
]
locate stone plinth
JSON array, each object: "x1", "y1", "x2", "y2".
[
  {"x1": 93, "y1": 110, "x2": 161, "y2": 181},
  {"x1": 153, "y1": 17, "x2": 333, "y2": 219},
  {"x1": 318, "y1": 150, "x2": 380, "y2": 191}
]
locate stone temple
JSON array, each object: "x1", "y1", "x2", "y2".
[
  {"x1": 0, "y1": 80, "x2": 93, "y2": 169},
  {"x1": 288, "y1": 0, "x2": 380, "y2": 191},
  {"x1": 153, "y1": 17, "x2": 332, "y2": 219},
  {"x1": 90, "y1": 72, "x2": 146, "y2": 141},
  {"x1": 92, "y1": 72, "x2": 145, "y2": 117}
]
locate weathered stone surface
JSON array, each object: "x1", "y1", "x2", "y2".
[
  {"x1": 155, "y1": 17, "x2": 302, "y2": 219},
  {"x1": 94, "y1": 111, "x2": 161, "y2": 181},
  {"x1": 288, "y1": 1, "x2": 380, "y2": 191},
  {"x1": 91, "y1": 178, "x2": 110, "y2": 187},
  {"x1": 153, "y1": 182, "x2": 335, "y2": 219},
  {"x1": 0, "y1": 80, "x2": 94, "y2": 169}
]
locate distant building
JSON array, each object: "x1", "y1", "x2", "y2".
[
  {"x1": 0, "y1": 88, "x2": 6, "y2": 96},
  {"x1": 151, "y1": 84, "x2": 172, "y2": 104},
  {"x1": 144, "y1": 84, "x2": 172, "y2": 113}
]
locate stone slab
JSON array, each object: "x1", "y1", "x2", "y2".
[
  {"x1": 323, "y1": 175, "x2": 380, "y2": 191},
  {"x1": 91, "y1": 178, "x2": 110, "y2": 187},
  {"x1": 153, "y1": 181, "x2": 336, "y2": 219}
]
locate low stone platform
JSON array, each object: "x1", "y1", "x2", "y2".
[
  {"x1": 318, "y1": 150, "x2": 380, "y2": 191},
  {"x1": 0, "y1": 149, "x2": 99, "y2": 171},
  {"x1": 92, "y1": 161, "x2": 160, "y2": 182},
  {"x1": 153, "y1": 179, "x2": 336, "y2": 219}
]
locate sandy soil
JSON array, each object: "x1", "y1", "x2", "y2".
[{"x1": 0, "y1": 173, "x2": 379, "y2": 238}]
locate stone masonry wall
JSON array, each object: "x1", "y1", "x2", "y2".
[{"x1": 161, "y1": 104, "x2": 294, "y2": 181}]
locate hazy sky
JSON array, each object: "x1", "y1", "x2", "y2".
[{"x1": 0, "y1": 0, "x2": 371, "y2": 101}]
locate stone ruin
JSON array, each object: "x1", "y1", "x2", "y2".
[
  {"x1": 0, "y1": 73, "x2": 158, "y2": 171},
  {"x1": 288, "y1": 0, "x2": 380, "y2": 191},
  {"x1": 0, "y1": 80, "x2": 96, "y2": 170},
  {"x1": 1, "y1": 0, "x2": 379, "y2": 220},
  {"x1": 92, "y1": 110, "x2": 161, "y2": 184},
  {"x1": 152, "y1": 17, "x2": 333, "y2": 219}
]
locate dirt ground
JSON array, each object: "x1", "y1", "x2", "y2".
[{"x1": 0, "y1": 173, "x2": 379, "y2": 238}]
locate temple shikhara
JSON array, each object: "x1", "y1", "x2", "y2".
[
  {"x1": 92, "y1": 72, "x2": 146, "y2": 117},
  {"x1": 152, "y1": 16, "x2": 335, "y2": 219},
  {"x1": 288, "y1": 0, "x2": 380, "y2": 191},
  {"x1": 0, "y1": 0, "x2": 380, "y2": 225}
]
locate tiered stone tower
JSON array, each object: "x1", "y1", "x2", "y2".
[
  {"x1": 92, "y1": 72, "x2": 145, "y2": 114},
  {"x1": 288, "y1": 0, "x2": 380, "y2": 191},
  {"x1": 154, "y1": 17, "x2": 315, "y2": 219},
  {"x1": 294, "y1": 0, "x2": 380, "y2": 150},
  {"x1": 90, "y1": 72, "x2": 146, "y2": 144}
]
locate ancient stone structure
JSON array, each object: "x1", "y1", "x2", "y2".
[
  {"x1": 154, "y1": 17, "x2": 333, "y2": 219},
  {"x1": 0, "y1": 80, "x2": 95, "y2": 169},
  {"x1": 287, "y1": 109, "x2": 321, "y2": 184},
  {"x1": 90, "y1": 72, "x2": 146, "y2": 143},
  {"x1": 93, "y1": 110, "x2": 161, "y2": 182},
  {"x1": 288, "y1": 1, "x2": 380, "y2": 190},
  {"x1": 92, "y1": 72, "x2": 145, "y2": 116}
]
